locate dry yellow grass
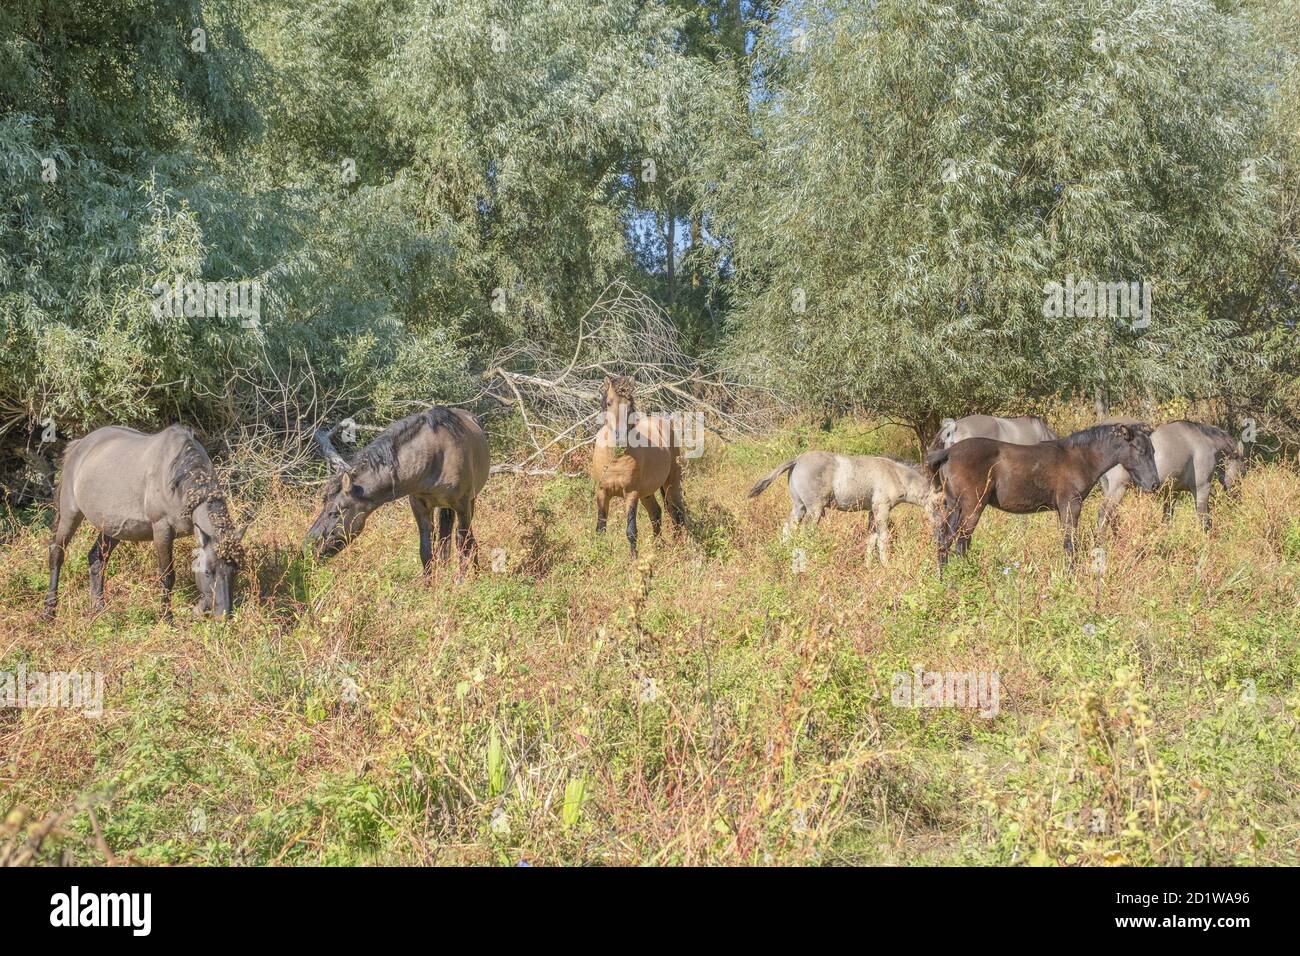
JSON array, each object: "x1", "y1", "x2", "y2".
[{"x1": 2, "y1": 419, "x2": 1298, "y2": 865}]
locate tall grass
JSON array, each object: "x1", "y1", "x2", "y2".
[{"x1": 2, "y1": 420, "x2": 1298, "y2": 865}]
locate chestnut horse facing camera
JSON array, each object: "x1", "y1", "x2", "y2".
[
  {"x1": 925, "y1": 423, "x2": 1158, "y2": 567},
  {"x1": 589, "y1": 375, "x2": 686, "y2": 555}
]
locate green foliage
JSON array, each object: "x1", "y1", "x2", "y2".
[
  {"x1": 0, "y1": 1, "x2": 264, "y2": 431},
  {"x1": 712, "y1": 0, "x2": 1299, "y2": 435},
  {"x1": 0, "y1": 0, "x2": 736, "y2": 443}
]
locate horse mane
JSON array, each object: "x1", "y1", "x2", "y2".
[
  {"x1": 1173, "y1": 420, "x2": 1239, "y2": 455},
  {"x1": 1057, "y1": 422, "x2": 1149, "y2": 448},
  {"x1": 168, "y1": 432, "x2": 218, "y2": 502},
  {"x1": 880, "y1": 454, "x2": 923, "y2": 470},
  {"x1": 873, "y1": 455, "x2": 930, "y2": 485},
  {"x1": 334, "y1": 406, "x2": 472, "y2": 490},
  {"x1": 168, "y1": 431, "x2": 242, "y2": 560}
]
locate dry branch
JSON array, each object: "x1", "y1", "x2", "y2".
[{"x1": 483, "y1": 280, "x2": 783, "y2": 474}]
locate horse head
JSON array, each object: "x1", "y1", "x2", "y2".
[
  {"x1": 1109, "y1": 424, "x2": 1159, "y2": 491},
  {"x1": 192, "y1": 527, "x2": 244, "y2": 618},
  {"x1": 599, "y1": 375, "x2": 637, "y2": 446},
  {"x1": 305, "y1": 422, "x2": 375, "y2": 558},
  {"x1": 1218, "y1": 438, "x2": 1248, "y2": 490},
  {"x1": 190, "y1": 499, "x2": 245, "y2": 617}
]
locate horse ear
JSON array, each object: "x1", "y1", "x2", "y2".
[{"x1": 341, "y1": 472, "x2": 354, "y2": 494}]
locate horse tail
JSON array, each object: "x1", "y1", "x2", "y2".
[
  {"x1": 923, "y1": 446, "x2": 952, "y2": 487},
  {"x1": 747, "y1": 459, "x2": 798, "y2": 499}
]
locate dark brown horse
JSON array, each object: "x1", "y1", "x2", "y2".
[{"x1": 925, "y1": 423, "x2": 1158, "y2": 566}]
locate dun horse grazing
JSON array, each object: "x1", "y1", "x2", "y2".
[
  {"x1": 589, "y1": 375, "x2": 686, "y2": 556},
  {"x1": 925, "y1": 423, "x2": 1158, "y2": 566},
  {"x1": 932, "y1": 414, "x2": 1057, "y2": 450},
  {"x1": 307, "y1": 406, "x2": 489, "y2": 572},
  {"x1": 748, "y1": 452, "x2": 942, "y2": 565},
  {"x1": 43, "y1": 425, "x2": 245, "y2": 620},
  {"x1": 1097, "y1": 421, "x2": 1246, "y2": 532}
]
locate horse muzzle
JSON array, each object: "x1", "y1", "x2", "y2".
[{"x1": 308, "y1": 533, "x2": 347, "y2": 559}]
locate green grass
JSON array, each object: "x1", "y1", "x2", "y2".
[{"x1": 2, "y1": 419, "x2": 1298, "y2": 865}]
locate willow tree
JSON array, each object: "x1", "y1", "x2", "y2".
[
  {"x1": 0, "y1": 0, "x2": 264, "y2": 435},
  {"x1": 254, "y1": 0, "x2": 736, "y2": 353},
  {"x1": 712, "y1": 0, "x2": 1284, "y2": 442}
]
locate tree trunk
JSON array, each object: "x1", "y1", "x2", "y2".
[
  {"x1": 690, "y1": 216, "x2": 701, "y2": 289},
  {"x1": 913, "y1": 410, "x2": 944, "y2": 458},
  {"x1": 1093, "y1": 383, "x2": 1109, "y2": 418},
  {"x1": 665, "y1": 205, "x2": 676, "y2": 306}
]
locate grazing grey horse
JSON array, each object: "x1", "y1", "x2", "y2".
[
  {"x1": 934, "y1": 414, "x2": 1057, "y2": 449},
  {"x1": 748, "y1": 452, "x2": 942, "y2": 564},
  {"x1": 306, "y1": 406, "x2": 490, "y2": 571},
  {"x1": 43, "y1": 425, "x2": 245, "y2": 620},
  {"x1": 1097, "y1": 421, "x2": 1246, "y2": 531}
]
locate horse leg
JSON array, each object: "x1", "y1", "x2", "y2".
[
  {"x1": 662, "y1": 472, "x2": 686, "y2": 528},
  {"x1": 455, "y1": 500, "x2": 478, "y2": 566},
  {"x1": 410, "y1": 497, "x2": 434, "y2": 577},
  {"x1": 595, "y1": 488, "x2": 609, "y2": 533},
  {"x1": 1058, "y1": 498, "x2": 1081, "y2": 562},
  {"x1": 642, "y1": 494, "x2": 663, "y2": 536},
  {"x1": 1195, "y1": 482, "x2": 1212, "y2": 532},
  {"x1": 153, "y1": 526, "x2": 175, "y2": 622},
  {"x1": 88, "y1": 533, "x2": 119, "y2": 612},
  {"x1": 625, "y1": 492, "x2": 640, "y2": 556},
  {"x1": 783, "y1": 498, "x2": 806, "y2": 539},
  {"x1": 43, "y1": 505, "x2": 84, "y2": 619},
  {"x1": 871, "y1": 502, "x2": 891, "y2": 566},
  {"x1": 953, "y1": 493, "x2": 987, "y2": 558},
  {"x1": 436, "y1": 507, "x2": 455, "y2": 560},
  {"x1": 805, "y1": 504, "x2": 825, "y2": 529},
  {"x1": 1096, "y1": 480, "x2": 1126, "y2": 535}
]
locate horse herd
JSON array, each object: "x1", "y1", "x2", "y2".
[{"x1": 35, "y1": 375, "x2": 1247, "y2": 621}]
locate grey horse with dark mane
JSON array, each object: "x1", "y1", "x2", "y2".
[
  {"x1": 1096, "y1": 420, "x2": 1246, "y2": 531},
  {"x1": 43, "y1": 425, "x2": 245, "y2": 620},
  {"x1": 306, "y1": 406, "x2": 489, "y2": 571}
]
